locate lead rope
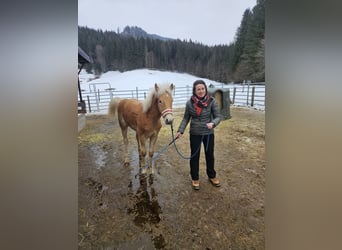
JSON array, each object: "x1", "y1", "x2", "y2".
[
  {"x1": 135, "y1": 135, "x2": 179, "y2": 177},
  {"x1": 139, "y1": 108, "x2": 175, "y2": 170},
  {"x1": 141, "y1": 136, "x2": 178, "y2": 170},
  {"x1": 170, "y1": 123, "x2": 209, "y2": 160},
  {"x1": 138, "y1": 122, "x2": 209, "y2": 175}
]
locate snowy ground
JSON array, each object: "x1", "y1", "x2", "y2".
[
  {"x1": 79, "y1": 68, "x2": 229, "y2": 91},
  {"x1": 78, "y1": 68, "x2": 265, "y2": 113}
]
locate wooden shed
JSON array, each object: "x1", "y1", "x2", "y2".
[
  {"x1": 78, "y1": 47, "x2": 92, "y2": 113},
  {"x1": 78, "y1": 47, "x2": 92, "y2": 132},
  {"x1": 208, "y1": 85, "x2": 231, "y2": 120}
]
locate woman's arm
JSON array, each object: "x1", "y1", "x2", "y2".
[{"x1": 177, "y1": 101, "x2": 191, "y2": 135}]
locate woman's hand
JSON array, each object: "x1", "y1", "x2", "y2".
[
  {"x1": 206, "y1": 122, "x2": 214, "y2": 129},
  {"x1": 176, "y1": 132, "x2": 182, "y2": 139}
]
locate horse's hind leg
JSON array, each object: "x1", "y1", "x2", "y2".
[{"x1": 120, "y1": 126, "x2": 130, "y2": 166}]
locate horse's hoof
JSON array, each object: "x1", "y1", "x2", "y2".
[{"x1": 141, "y1": 168, "x2": 147, "y2": 174}]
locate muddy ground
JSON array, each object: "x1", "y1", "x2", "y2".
[{"x1": 78, "y1": 106, "x2": 265, "y2": 249}]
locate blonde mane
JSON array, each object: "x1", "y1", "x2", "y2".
[{"x1": 142, "y1": 83, "x2": 173, "y2": 113}]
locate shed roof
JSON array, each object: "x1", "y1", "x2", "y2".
[{"x1": 78, "y1": 47, "x2": 92, "y2": 64}]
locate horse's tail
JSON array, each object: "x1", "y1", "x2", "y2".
[{"x1": 108, "y1": 97, "x2": 121, "y2": 118}]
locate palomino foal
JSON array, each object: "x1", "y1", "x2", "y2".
[{"x1": 108, "y1": 83, "x2": 174, "y2": 174}]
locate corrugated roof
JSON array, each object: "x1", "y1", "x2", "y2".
[{"x1": 78, "y1": 47, "x2": 92, "y2": 64}]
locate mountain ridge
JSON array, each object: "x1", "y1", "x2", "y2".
[{"x1": 121, "y1": 25, "x2": 174, "y2": 41}]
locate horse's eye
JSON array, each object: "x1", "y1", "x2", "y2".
[{"x1": 158, "y1": 100, "x2": 162, "y2": 104}]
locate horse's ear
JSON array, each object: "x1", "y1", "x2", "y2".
[
  {"x1": 154, "y1": 83, "x2": 159, "y2": 92},
  {"x1": 170, "y1": 83, "x2": 174, "y2": 90}
]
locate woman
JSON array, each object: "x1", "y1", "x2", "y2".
[{"x1": 176, "y1": 80, "x2": 222, "y2": 190}]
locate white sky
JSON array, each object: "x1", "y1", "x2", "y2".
[{"x1": 78, "y1": 0, "x2": 256, "y2": 46}]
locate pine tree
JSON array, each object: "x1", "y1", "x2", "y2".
[{"x1": 78, "y1": 0, "x2": 265, "y2": 84}]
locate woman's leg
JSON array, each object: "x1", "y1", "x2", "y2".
[
  {"x1": 190, "y1": 134, "x2": 202, "y2": 180},
  {"x1": 203, "y1": 134, "x2": 216, "y2": 179}
]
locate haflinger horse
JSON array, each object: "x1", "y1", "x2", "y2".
[{"x1": 108, "y1": 83, "x2": 174, "y2": 174}]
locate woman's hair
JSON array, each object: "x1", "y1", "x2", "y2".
[{"x1": 192, "y1": 80, "x2": 208, "y2": 96}]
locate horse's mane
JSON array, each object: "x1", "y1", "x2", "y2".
[{"x1": 142, "y1": 83, "x2": 173, "y2": 113}]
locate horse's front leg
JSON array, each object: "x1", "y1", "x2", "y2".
[
  {"x1": 148, "y1": 133, "x2": 159, "y2": 174},
  {"x1": 136, "y1": 133, "x2": 142, "y2": 162}
]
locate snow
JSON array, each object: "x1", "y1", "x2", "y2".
[
  {"x1": 79, "y1": 68, "x2": 228, "y2": 91},
  {"x1": 78, "y1": 68, "x2": 265, "y2": 113}
]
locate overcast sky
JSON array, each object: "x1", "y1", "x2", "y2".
[{"x1": 78, "y1": 0, "x2": 256, "y2": 46}]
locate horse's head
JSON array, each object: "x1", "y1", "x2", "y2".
[{"x1": 155, "y1": 83, "x2": 174, "y2": 125}]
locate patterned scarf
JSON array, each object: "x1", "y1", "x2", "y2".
[{"x1": 191, "y1": 94, "x2": 210, "y2": 116}]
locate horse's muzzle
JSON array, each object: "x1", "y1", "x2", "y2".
[
  {"x1": 162, "y1": 109, "x2": 174, "y2": 125},
  {"x1": 164, "y1": 114, "x2": 174, "y2": 125}
]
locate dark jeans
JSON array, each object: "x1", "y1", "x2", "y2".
[{"x1": 190, "y1": 134, "x2": 216, "y2": 180}]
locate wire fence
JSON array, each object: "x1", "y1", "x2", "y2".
[{"x1": 78, "y1": 82, "x2": 265, "y2": 114}]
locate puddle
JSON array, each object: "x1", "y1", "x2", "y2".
[
  {"x1": 152, "y1": 234, "x2": 167, "y2": 249},
  {"x1": 127, "y1": 175, "x2": 162, "y2": 226},
  {"x1": 90, "y1": 144, "x2": 107, "y2": 169},
  {"x1": 127, "y1": 173, "x2": 165, "y2": 249},
  {"x1": 79, "y1": 112, "x2": 265, "y2": 249}
]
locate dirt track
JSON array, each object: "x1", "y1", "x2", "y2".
[{"x1": 78, "y1": 106, "x2": 265, "y2": 249}]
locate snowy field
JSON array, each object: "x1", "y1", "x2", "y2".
[{"x1": 78, "y1": 69, "x2": 265, "y2": 113}]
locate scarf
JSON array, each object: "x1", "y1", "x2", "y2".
[{"x1": 191, "y1": 94, "x2": 210, "y2": 116}]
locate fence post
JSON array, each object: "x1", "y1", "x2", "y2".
[
  {"x1": 246, "y1": 83, "x2": 250, "y2": 106},
  {"x1": 109, "y1": 89, "x2": 113, "y2": 100},
  {"x1": 251, "y1": 86, "x2": 255, "y2": 107},
  {"x1": 95, "y1": 91, "x2": 100, "y2": 112},
  {"x1": 87, "y1": 95, "x2": 91, "y2": 113},
  {"x1": 233, "y1": 87, "x2": 236, "y2": 104}
]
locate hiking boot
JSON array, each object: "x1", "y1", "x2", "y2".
[
  {"x1": 192, "y1": 180, "x2": 200, "y2": 190},
  {"x1": 209, "y1": 178, "x2": 221, "y2": 187}
]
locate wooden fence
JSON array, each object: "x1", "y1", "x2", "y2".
[{"x1": 78, "y1": 83, "x2": 265, "y2": 113}]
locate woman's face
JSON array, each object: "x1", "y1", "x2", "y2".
[{"x1": 195, "y1": 84, "x2": 206, "y2": 98}]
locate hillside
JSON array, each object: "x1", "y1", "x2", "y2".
[
  {"x1": 121, "y1": 26, "x2": 173, "y2": 41},
  {"x1": 78, "y1": 0, "x2": 264, "y2": 83}
]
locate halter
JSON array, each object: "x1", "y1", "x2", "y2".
[{"x1": 161, "y1": 108, "x2": 173, "y2": 118}]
